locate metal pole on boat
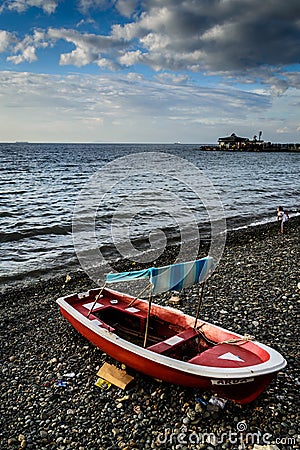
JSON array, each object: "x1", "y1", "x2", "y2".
[
  {"x1": 193, "y1": 281, "x2": 206, "y2": 328},
  {"x1": 87, "y1": 283, "x2": 106, "y2": 318},
  {"x1": 143, "y1": 285, "x2": 153, "y2": 348}
]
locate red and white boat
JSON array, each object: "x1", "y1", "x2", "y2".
[{"x1": 56, "y1": 258, "x2": 286, "y2": 404}]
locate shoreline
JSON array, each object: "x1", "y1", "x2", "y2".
[
  {"x1": 1, "y1": 214, "x2": 299, "y2": 295},
  {"x1": 1, "y1": 217, "x2": 299, "y2": 449}
]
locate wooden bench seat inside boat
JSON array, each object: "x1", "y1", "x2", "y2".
[
  {"x1": 80, "y1": 297, "x2": 149, "y2": 334},
  {"x1": 80, "y1": 297, "x2": 147, "y2": 320},
  {"x1": 147, "y1": 327, "x2": 198, "y2": 355}
]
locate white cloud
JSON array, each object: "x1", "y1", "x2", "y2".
[
  {"x1": 140, "y1": 32, "x2": 170, "y2": 51},
  {"x1": 119, "y1": 50, "x2": 143, "y2": 66},
  {"x1": 0, "y1": 30, "x2": 16, "y2": 52},
  {"x1": 59, "y1": 47, "x2": 92, "y2": 66},
  {"x1": 78, "y1": 0, "x2": 112, "y2": 14},
  {"x1": 0, "y1": 0, "x2": 58, "y2": 14},
  {"x1": 1, "y1": 0, "x2": 300, "y2": 84},
  {"x1": 2, "y1": 1, "x2": 299, "y2": 96},
  {"x1": 283, "y1": 71, "x2": 300, "y2": 90},
  {"x1": 156, "y1": 73, "x2": 189, "y2": 84},
  {"x1": 115, "y1": 0, "x2": 139, "y2": 17},
  {"x1": 95, "y1": 57, "x2": 117, "y2": 70},
  {"x1": 7, "y1": 45, "x2": 37, "y2": 63},
  {"x1": 126, "y1": 72, "x2": 144, "y2": 81},
  {"x1": 78, "y1": 0, "x2": 138, "y2": 19},
  {"x1": 5, "y1": 29, "x2": 48, "y2": 64},
  {"x1": 112, "y1": 22, "x2": 139, "y2": 41},
  {"x1": 0, "y1": 0, "x2": 299, "y2": 145},
  {"x1": 0, "y1": 70, "x2": 280, "y2": 143},
  {"x1": 47, "y1": 28, "x2": 123, "y2": 67},
  {"x1": 276, "y1": 127, "x2": 289, "y2": 133}
]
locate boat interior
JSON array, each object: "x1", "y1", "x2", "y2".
[{"x1": 74, "y1": 289, "x2": 214, "y2": 362}]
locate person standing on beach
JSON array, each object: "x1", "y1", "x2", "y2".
[{"x1": 277, "y1": 206, "x2": 289, "y2": 234}]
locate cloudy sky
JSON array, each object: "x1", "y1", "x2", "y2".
[{"x1": 0, "y1": 0, "x2": 299, "y2": 143}]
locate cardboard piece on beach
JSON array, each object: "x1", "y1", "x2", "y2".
[{"x1": 97, "y1": 362, "x2": 135, "y2": 390}]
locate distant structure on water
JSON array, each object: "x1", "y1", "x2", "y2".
[{"x1": 200, "y1": 131, "x2": 299, "y2": 152}]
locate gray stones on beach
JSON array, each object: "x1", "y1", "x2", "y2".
[{"x1": 1, "y1": 220, "x2": 300, "y2": 449}]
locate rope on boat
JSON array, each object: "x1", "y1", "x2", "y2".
[
  {"x1": 195, "y1": 328, "x2": 218, "y2": 346},
  {"x1": 218, "y1": 334, "x2": 255, "y2": 345},
  {"x1": 195, "y1": 328, "x2": 255, "y2": 347}
]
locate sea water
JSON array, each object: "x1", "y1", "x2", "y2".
[{"x1": 0, "y1": 143, "x2": 299, "y2": 288}]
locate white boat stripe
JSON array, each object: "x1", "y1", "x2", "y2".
[{"x1": 89, "y1": 319, "x2": 103, "y2": 326}]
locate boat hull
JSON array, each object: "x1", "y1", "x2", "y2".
[{"x1": 57, "y1": 288, "x2": 286, "y2": 404}]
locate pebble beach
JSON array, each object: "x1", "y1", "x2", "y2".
[{"x1": 1, "y1": 218, "x2": 299, "y2": 450}]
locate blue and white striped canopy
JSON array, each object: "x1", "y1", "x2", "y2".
[{"x1": 105, "y1": 257, "x2": 214, "y2": 294}]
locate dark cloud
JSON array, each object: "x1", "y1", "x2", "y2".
[{"x1": 133, "y1": 0, "x2": 300, "y2": 71}]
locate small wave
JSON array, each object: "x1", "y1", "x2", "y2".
[
  {"x1": 228, "y1": 210, "x2": 300, "y2": 232},
  {"x1": 0, "y1": 223, "x2": 72, "y2": 243},
  {"x1": 0, "y1": 189, "x2": 28, "y2": 196},
  {"x1": 0, "y1": 262, "x2": 79, "y2": 291},
  {"x1": 0, "y1": 211, "x2": 15, "y2": 218}
]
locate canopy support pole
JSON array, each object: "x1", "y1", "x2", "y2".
[
  {"x1": 87, "y1": 282, "x2": 106, "y2": 318},
  {"x1": 128, "y1": 283, "x2": 152, "y2": 307},
  {"x1": 143, "y1": 285, "x2": 153, "y2": 348},
  {"x1": 193, "y1": 281, "x2": 206, "y2": 328}
]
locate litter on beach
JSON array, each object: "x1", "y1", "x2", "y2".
[
  {"x1": 63, "y1": 372, "x2": 76, "y2": 378},
  {"x1": 167, "y1": 295, "x2": 181, "y2": 305},
  {"x1": 95, "y1": 377, "x2": 111, "y2": 390},
  {"x1": 96, "y1": 362, "x2": 134, "y2": 390},
  {"x1": 195, "y1": 397, "x2": 208, "y2": 406},
  {"x1": 55, "y1": 380, "x2": 67, "y2": 387},
  {"x1": 207, "y1": 396, "x2": 227, "y2": 410}
]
